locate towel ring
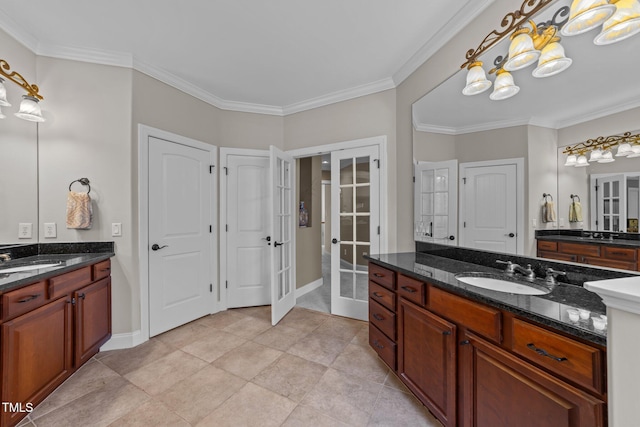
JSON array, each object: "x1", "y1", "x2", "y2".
[
  {"x1": 570, "y1": 194, "x2": 581, "y2": 202},
  {"x1": 69, "y1": 178, "x2": 91, "y2": 194},
  {"x1": 542, "y1": 193, "x2": 553, "y2": 201}
]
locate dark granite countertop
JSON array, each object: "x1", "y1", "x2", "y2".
[
  {"x1": 367, "y1": 252, "x2": 608, "y2": 346},
  {"x1": 0, "y1": 242, "x2": 114, "y2": 293},
  {"x1": 537, "y1": 234, "x2": 640, "y2": 248}
]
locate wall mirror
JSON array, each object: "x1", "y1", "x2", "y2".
[{"x1": 412, "y1": 0, "x2": 640, "y2": 260}]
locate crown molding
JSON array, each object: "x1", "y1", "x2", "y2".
[
  {"x1": 0, "y1": 9, "x2": 39, "y2": 52},
  {"x1": 283, "y1": 78, "x2": 395, "y2": 116},
  {"x1": 414, "y1": 117, "x2": 533, "y2": 135},
  {"x1": 392, "y1": 0, "x2": 496, "y2": 85},
  {"x1": 37, "y1": 43, "x2": 133, "y2": 68},
  {"x1": 553, "y1": 96, "x2": 640, "y2": 130}
]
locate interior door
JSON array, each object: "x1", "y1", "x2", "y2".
[
  {"x1": 148, "y1": 136, "x2": 214, "y2": 336},
  {"x1": 270, "y1": 146, "x2": 296, "y2": 325},
  {"x1": 414, "y1": 160, "x2": 458, "y2": 245},
  {"x1": 331, "y1": 146, "x2": 380, "y2": 321},
  {"x1": 596, "y1": 174, "x2": 626, "y2": 232},
  {"x1": 461, "y1": 163, "x2": 517, "y2": 254},
  {"x1": 223, "y1": 150, "x2": 271, "y2": 308}
]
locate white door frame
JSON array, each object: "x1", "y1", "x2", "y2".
[
  {"x1": 138, "y1": 124, "x2": 217, "y2": 345},
  {"x1": 287, "y1": 135, "x2": 389, "y2": 256},
  {"x1": 219, "y1": 148, "x2": 270, "y2": 311},
  {"x1": 459, "y1": 157, "x2": 524, "y2": 255}
]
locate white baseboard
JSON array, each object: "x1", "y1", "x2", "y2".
[
  {"x1": 296, "y1": 278, "x2": 324, "y2": 299},
  {"x1": 100, "y1": 330, "x2": 145, "y2": 351}
]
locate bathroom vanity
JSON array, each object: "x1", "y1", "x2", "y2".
[
  {"x1": 0, "y1": 244, "x2": 114, "y2": 427},
  {"x1": 367, "y1": 245, "x2": 627, "y2": 427}
]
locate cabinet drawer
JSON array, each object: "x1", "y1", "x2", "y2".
[
  {"x1": 48, "y1": 267, "x2": 92, "y2": 300},
  {"x1": 558, "y1": 242, "x2": 600, "y2": 257},
  {"x1": 369, "y1": 299, "x2": 396, "y2": 340},
  {"x1": 369, "y1": 323, "x2": 396, "y2": 370},
  {"x1": 582, "y1": 256, "x2": 636, "y2": 271},
  {"x1": 368, "y1": 263, "x2": 395, "y2": 290},
  {"x1": 397, "y1": 274, "x2": 426, "y2": 306},
  {"x1": 92, "y1": 259, "x2": 111, "y2": 281},
  {"x1": 538, "y1": 251, "x2": 577, "y2": 262},
  {"x1": 603, "y1": 246, "x2": 636, "y2": 261},
  {"x1": 537, "y1": 240, "x2": 557, "y2": 252},
  {"x1": 429, "y1": 286, "x2": 502, "y2": 343},
  {"x1": 510, "y1": 318, "x2": 604, "y2": 395},
  {"x1": 2, "y1": 281, "x2": 47, "y2": 321},
  {"x1": 369, "y1": 281, "x2": 395, "y2": 312}
]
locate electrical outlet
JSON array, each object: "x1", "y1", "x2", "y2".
[
  {"x1": 18, "y1": 223, "x2": 32, "y2": 239},
  {"x1": 532, "y1": 218, "x2": 537, "y2": 228},
  {"x1": 111, "y1": 223, "x2": 122, "y2": 237},
  {"x1": 44, "y1": 223, "x2": 57, "y2": 238}
]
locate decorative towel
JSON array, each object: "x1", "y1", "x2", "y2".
[
  {"x1": 66, "y1": 191, "x2": 93, "y2": 229},
  {"x1": 569, "y1": 201, "x2": 583, "y2": 222},
  {"x1": 542, "y1": 201, "x2": 556, "y2": 223}
]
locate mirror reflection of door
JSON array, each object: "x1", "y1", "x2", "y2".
[{"x1": 414, "y1": 160, "x2": 458, "y2": 245}]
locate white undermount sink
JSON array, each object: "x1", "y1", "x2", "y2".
[
  {"x1": 0, "y1": 263, "x2": 63, "y2": 274},
  {"x1": 455, "y1": 274, "x2": 550, "y2": 295}
]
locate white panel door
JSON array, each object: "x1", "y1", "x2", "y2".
[
  {"x1": 596, "y1": 175, "x2": 626, "y2": 232},
  {"x1": 461, "y1": 164, "x2": 517, "y2": 254},
  {"x1": 270, "y1": 146, "x2": 296, "y2": 325},
  {"x1": 148, "y1": 136, "x2": 213, "y2": 336},
  {"x1": 331, "y1": 146, "x2": 380, "y2": 321},
  {"x1": 414, "y1": 160, "x2": 458, "y2": 245}
]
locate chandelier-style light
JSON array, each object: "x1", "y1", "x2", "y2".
[
  {"x1": 462, "y1": 61, "x2": 492, "y2": 95},
  {"x1": 0, "y1": 59, "x2": 45, "y2": 122},
  {"x1": 562, "y1": 131, "x2": 640, "y2": 167},
  {"x1": 489, "y1": 69, "x2": 520, "y2": 100}
]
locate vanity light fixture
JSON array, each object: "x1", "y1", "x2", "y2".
[
  {"x1": 0, "y1": 59, "x2": 45, "y2": 122},
  {"x1": 561, "y1": 0, "x2": 640, "y2": 44},
  {"x1": 594, "y1": 0, "x2": 640, "y2": 44},
  {"x1": 561, "y1": 0, "x2": 617, "y2": 36},
  {"x1": 489, "y1": 69, "x2": 520, "y2": 100},
  {"x1": 563, "y1": 131, "x2": 640, "y2": 166},
  {"x1": 462, "y1": 61, "x2": 492, "y2": 95}
]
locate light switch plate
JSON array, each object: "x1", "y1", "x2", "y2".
[
  {"x1": 44, "y1": 223, "x2": 57, "y2": 238},
  {"x1": 111, "y1": 223, "x2": 122, "y2": 237},
  {"x1": 18, "y1": 223, "x2": 32, "y2": 239}
]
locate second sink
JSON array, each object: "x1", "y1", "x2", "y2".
[
  {"x1": 0, "y1": 262, "x2": 63, "y2": 274},
  {"x1": 455, "y1": 273, "x2": 550, "y2": 295}
]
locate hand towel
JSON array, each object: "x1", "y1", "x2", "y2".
[
  {"x1": 66, "y1": 191, "x2": 93, "y2": 229},
  {"x1": 569, "y1": 201, "x2": 583, "y2": 222},
  {"x1": 542, "y1": 201, "x2": 556, "y2": 223}
]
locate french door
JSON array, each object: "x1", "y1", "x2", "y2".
[
  {"x1": 596, "y1": 175, "x2": 626, "y2": 232},
  {"x1": 330, "y1": 146, "x2": 380, "y2": 321},
  {"x1": 414, "y1": 160, "x2": 458, "y2": 245}
]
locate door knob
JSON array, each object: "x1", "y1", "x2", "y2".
[
  {"x1": 506, "y1": 233, "x2": 515, "y2": 238},
  {"x1": 332, "y1": 238, "x2": 340, "y2": 244},
  {"x1": 151, "y1": 244, "x2": 168, "y2": 251},
  {"x1": 274, "y1": 241, "x2": 283, "y2": 247},
  {"x1": 448, "y1": 235, "x2": 455, "y2": 240}
]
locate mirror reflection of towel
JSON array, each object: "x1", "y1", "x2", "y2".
[
  {"x1": 66, "y1": 191, "x2": 93, "y2": 229},
  {"x1": 542, "y1": 201, "x2": 556, "y2": 223},
  {"x1": 569, "y1": 201, "x2": 583, "y2": 222}
]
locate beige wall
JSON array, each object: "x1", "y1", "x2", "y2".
[
  {"x1": 412, "y1": 130, "x2": 455, "y2": 162},
  {"x1": 296, "y1": 156, "x2": 322, "y2": 288}
]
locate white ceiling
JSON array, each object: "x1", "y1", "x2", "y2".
[
  {"x1": 0, "y1": 0, "x2": 494, "y2": 116},
  {"x1": 413, "y1": 0, "x2": 640, "y2": 134}
]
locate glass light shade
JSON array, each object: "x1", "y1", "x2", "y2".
[
  {"x1": 462, "y1": 63, "x2": 492, "y2": 95},
  {"x1": 15, "y1": 95, "x2": 45, "y2": 122},
  {"x1": 0, "y1": 78, "x2": 11, "y2": 107},
  {"x1": 594, "y1": 0, "x2": 640, "y2": 45},
  {"x1": 0, "y1": 106, "x2": 5, "y2": 119},
  {"x1": 565, "y1": 154, "x2": 578, "y2": 166},
  {"x1": 626, "y1": 145, "x2": 640, "y2": 157},
  {"x1": 561, "y1": 0, "x2": 616, "y2": 36},
  {"x1": 589, "y1": 148, "x2": 603, "y2": 161},
  {"x1": 489, "y1": 70, "x2": 520, "y2": 100},
  {"x1": 598, "y1": 150, "x2": 615, "y2": 162},
  {"x1": 532, "y1": 42, "x2": 573, "y2": 78},
  {"x1": 575, "y1": 154, "x2": 590, "y2": 167},
  {"x1": 504, "y1": 32, "x2": 540, "y2": 71},
  {"x1": 616, "y1": 142, "x2": 633, "y2": 156}
]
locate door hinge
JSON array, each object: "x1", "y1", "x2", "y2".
[
  {"x1": 377, "y1": 226, "x2": 380, "y2": 235},
  {"x1": 224, "y1": 167, "x2": 228, "y2": 175},
  {"x1": 413, "y1": 176, "x2": 415, "y2": 183},
  {"x1": 463, "y1": 177, "x2": 467, "y2": 184},
  {"x1": 225, "y1": 281, "x2": 228, "y2": 289},
  {"x1": 209, "y1": 225, "x2": 212, "y2": 233},
  {"x1": 463, "y1": 222, "x2": 466, "y2": 228},
  {"x1": 209, "y1": 165, "x2": 215, "y2": 174},
  {"x1": 225, "y1": 224, "x2": 228, "y2": 232},
  {"x1": 374, "y1": 159, "x2": 380, "y2": 169},
  {"x1": 210, "y1": 284, "x2": 213, "y2": 293}
]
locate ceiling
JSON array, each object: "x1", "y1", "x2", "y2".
[
  {"x1": 0, "y1": 0, "x2": 494, "y2": 116},
  {"x1": 413, "y1": 0, "x2": 640, "y2": 134}
]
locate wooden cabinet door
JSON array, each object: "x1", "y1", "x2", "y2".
[
  {"x1": 74, "y1": 277, "x2": 112, "y2": 366},
  {"x1": 398, "y1": 298, "x2": 456, "y2": 427},
  {"x1": 460, "y1": 331, "x2": 605, "y2": 427},
  {"x1": 1, "y1": 297, "x2": 73, "y2": 427}
]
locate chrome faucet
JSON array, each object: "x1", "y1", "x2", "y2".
[
  {"x1": 0, "y1": 253, "x2": 11, "y2": 262},
  {"x1": 496, "y1": 260, "x2": 535, "y2": 280},
  {"x1": 545, "y1": 268, "x2": 567, "y2": 285}
]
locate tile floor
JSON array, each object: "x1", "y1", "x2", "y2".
[{"x1": 17, "y1": 306, "x2": 443, "y2": 427}]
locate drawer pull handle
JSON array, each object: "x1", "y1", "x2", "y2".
[
  {"x1": 527, "y1": 343, "x2": 568, "y2": 362},
  {"x1": 372, "y1": 292, "x2": 384, "y2": 298},
  {"x1": 78, "y1": 293, "x2": 86, "y2": 300},
  {"x1": 373, "y1": 340, "x2": 385, "y2": 350},
  {"x1": 17, "y1": 294, "x2": 41, "y2": 303},
  {"x1": 373, "y1": 273, "x2": 384, "y2": 278},
  {"x1": 100, "y1": 268, "x2": 111, "y2": 272},
  {"x1": 443, "y1": 331, "x2": 451, "y2": 336},
  {"x1": 460, "y1": 340, "x2": 470, "y2": 345},
  {"x1": 401, "y1": 286, "x2": 416, "y2": 293},
  {"x1": 372, "y1": 314, "x2": 384, "y2": 321}
]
